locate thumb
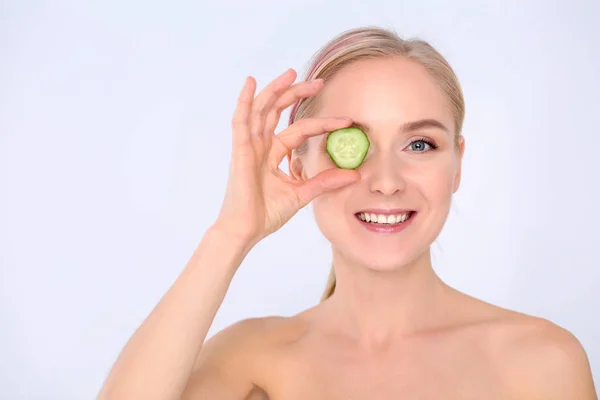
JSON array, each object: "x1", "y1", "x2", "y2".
[{"x1": 295, "y1": 168, "x2": 360, "y2": 207}]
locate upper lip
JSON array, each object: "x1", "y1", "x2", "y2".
[{"x1": 355, "y1": 209, "x2": 415, "y2": 215}]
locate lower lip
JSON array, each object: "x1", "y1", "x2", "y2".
[{"x1": 355, "y1": 212, "x2": 416, "y2": 233}]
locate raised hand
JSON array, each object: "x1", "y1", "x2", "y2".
[{"x1": 214, "y1": 68, "x2": 360, "y2": 245}]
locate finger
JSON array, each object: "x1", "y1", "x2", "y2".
[
  {"x1": 231, "y1": 76, "x2": 256, "y2": 148},
  {"x1": 262, "y1": 79, "x2": 324, "y2": 135},
  {"x1": 295, "y1": 168, "x2": 361, "y2": 208},
  {"x1": 249, "y1": 69, "x2": 297, "y2": 138},
  {"x1": 270, "y1": 117, "x2": 353, "y2": 164}
]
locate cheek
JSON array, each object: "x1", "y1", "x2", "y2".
[
  {"x1": 312, "y1": 190, "x2": 346, "y2": 220},
  {"x1": 406, "y1": 157, "x2": 456, "y2": 206},
  {"x1": 303, "y1": 151, "x2": 348, "y2": 227},
  {"x1": 311, "y1": 191, "x2": 351, "y2": 248}
]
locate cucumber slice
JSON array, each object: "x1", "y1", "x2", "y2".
[{"x1": 326, "y1": 127, "x2": 370, "y2": 169}]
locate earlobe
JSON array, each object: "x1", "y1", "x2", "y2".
[
  {"x1": 453, "y1": 136, "x2": 465, "y2": 193},
  {"x1": 453, "y1": 167, "x2": 462, "y2": 193},
  {"x1": 290, "y1": 156, "x2": 305, "y2": 181}
]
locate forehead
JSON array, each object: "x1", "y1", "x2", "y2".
[{"x1": 314, "y1": 56, "x2": 455, "y2": 132}]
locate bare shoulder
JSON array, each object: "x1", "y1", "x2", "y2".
[
  {"x1": 445, "y1": 290, "x2": 596, "y2": 398},
  {"x1": 205, "y1": 314, "x2": 302, "y2": 347},
  {"x1": 488, "y1": 312, "x2": 596, "y2": 399},
  {"x1": 196, "y1": 314, "x2": 307, "y2": 371},
  {"x1": 183, "y1": 315, "x2": 308, "y2": 399}
]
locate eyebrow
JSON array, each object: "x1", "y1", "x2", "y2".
[{"x1": 350, "y1": 118, "x2": 450, "y2": 135}]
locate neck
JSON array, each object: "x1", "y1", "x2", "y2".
[{"x1": 325, "y1": 247, "x2": 450, "y2": 350}]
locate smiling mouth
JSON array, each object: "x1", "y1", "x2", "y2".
[{"x1": 355, "y1": 211, "x2": 415, "y2": 226}]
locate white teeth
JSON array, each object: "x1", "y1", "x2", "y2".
[{"x1": 356, "y1": 212, "x2": 412, "y2": 225}]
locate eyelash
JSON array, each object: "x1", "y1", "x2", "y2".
[{"x1": 406, "y1": 136, "x2": 438, "y2": 152}]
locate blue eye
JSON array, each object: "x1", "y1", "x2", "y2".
[{"x1": 408, "y1": 138, "x2": 437, "y2": 152}]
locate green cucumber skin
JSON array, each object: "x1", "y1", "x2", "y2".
[{"x1": 326, "y1": 127, "x2": 370, "y2": 169}]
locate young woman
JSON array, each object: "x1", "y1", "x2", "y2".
[{"x1": 98, "y1": 26, "x2": 597, "y2": 399}]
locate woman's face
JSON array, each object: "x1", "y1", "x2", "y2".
[{"x1": 294, "y1": 56, "x2": 464, "y2": 271}]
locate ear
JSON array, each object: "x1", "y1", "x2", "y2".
[
  {"x1": 289, "y1": 152, "x2": 306, "y2": 181},
  {"x1": 453, "y1": 135, "x2": 465, "y2": 193}
]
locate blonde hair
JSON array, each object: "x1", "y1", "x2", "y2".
[{"x1": 287, "y1": 26, "x2": 465, "y2": 302}]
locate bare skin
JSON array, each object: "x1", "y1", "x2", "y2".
[
  {"x1": 185, "y1": 287, "x2": 596, "y2": 399},
  {"x1": 97, "y1": 58, "x2": 597, "y2": 399}
]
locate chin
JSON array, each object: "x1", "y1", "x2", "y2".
[
  {"x1": 345, "y1": 248, "x2": 424, "y2": 272},
  {"x1": 337, "y1": 241, "x2": 429, "y2": 272}
]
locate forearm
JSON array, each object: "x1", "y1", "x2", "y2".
[{"x1": 97, "y1": 226, "x2": 253, "y2": 400}]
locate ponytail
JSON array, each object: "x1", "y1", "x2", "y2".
[{"x1": 320, "y1": 265, "x2": 336, "y2": 301}]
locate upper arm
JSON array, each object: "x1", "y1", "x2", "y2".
[
  {"x1": 502, "y1": 319, "x2": 597, "y2": 399},
  {"x1": 181, "y1": 318, "x2": 265, "y2": 400}
]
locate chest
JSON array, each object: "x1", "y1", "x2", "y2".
[{"x1": 262, "y1": 336, "x2": 512, "y2": 400}]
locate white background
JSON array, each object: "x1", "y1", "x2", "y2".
[{"x1": 1, "y1": 0, "x2": 599, "y2": 398}]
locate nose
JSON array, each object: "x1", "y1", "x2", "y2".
[{"x1": 363, "y1": 153, "x2": 406, "y2": 196}]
